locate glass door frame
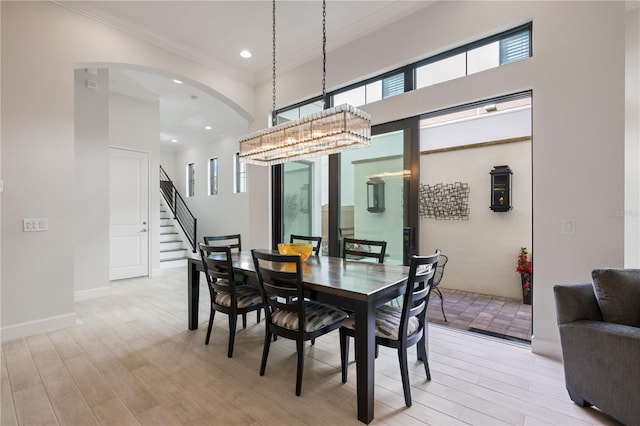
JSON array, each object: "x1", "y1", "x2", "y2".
[{"x1": 329, "y1": 117, "x2": 420, "y2": 262}]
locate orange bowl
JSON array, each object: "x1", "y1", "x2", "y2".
[{"x1": 277, "y1": 243, "x2": 313, "y2": 261}]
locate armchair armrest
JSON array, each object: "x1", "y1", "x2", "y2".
[{"x1": 553, "y1": 283, "x2": 603, "y2": 324}]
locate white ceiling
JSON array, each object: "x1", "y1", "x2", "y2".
[{"x1": 61, "y1": 1, "x2": 437, "y2": 150}]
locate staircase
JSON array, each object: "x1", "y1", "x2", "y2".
[{"x1": 159, "y1": 201, "x2": 190, "y2": 268}]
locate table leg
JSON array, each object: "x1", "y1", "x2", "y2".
[
  {"x1": 354, "y1": 300, "x2": 375, "y2": 424},
  {"x1": 188, "y1": 259, "x2": 200, "y2": 330}
]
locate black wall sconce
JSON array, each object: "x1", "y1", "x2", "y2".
[
  {"x1": 490, "y1": 165, "x2": 512, "y2": 212},
  {"x1": 367, "y1": 177, "x2": 385, "y2": 213}
]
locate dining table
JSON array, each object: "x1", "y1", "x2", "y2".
[{"x1": 187, "y1": 251, "x2": 427, "y2": 424}]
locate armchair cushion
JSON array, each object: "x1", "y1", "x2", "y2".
[{"x1": 591, "y1": 269, "x2": 640, "y2": 327}]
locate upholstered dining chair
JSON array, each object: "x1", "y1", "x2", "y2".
[
  {"x1": 339, "y1": 251, "x2": 440, "y2": 407},
  {"x1": 342, "y1": 237, "x2": 387, "y2": 263},
  {"x1": 251, "y1": 249, "x2": 348, "y2": 396},
  {"x1": 203, "y1": 234, "x2": 242, "y2": 252},
  {"x1": 198, "y1": 243, "x2": 263, "y2": 358},
  {"x1": 289, "y1": 234, "x2": 322, "y2": 256}
]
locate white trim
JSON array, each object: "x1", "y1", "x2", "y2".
[
  {"x1": 1, "y1": 313, "x2": 77, "y2": 342},
  {"x1": 74, "y1": 286, "x2": 110, "y2": 302},
  {"x1": 531, "y1": 335, "x2": 562, "y2": 360}
]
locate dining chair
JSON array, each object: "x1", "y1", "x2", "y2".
[
  {"x1": 203, "y1": 233, "x2": 242, "y2": 252},
  {"x1": 339, "y1": 250, "x2": 440, "y2": 407},
  {"x1": 342, "y1": 237, "x2": 387, "y2": 263},
  {"x1": 198, "y1": 243, "x2": 263, "y2": 358},
  {"x1": 430, "y1": 251, "x2": 449, "y2": 322},
  {"x1": 251, "y1": 249, "x2": 348, "y2": 396},
  {"x1": 289, "y1": 234, "x2": 322, "y2": 256}
]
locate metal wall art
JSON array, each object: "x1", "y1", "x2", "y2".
[{"x1": 419, "y1": 182, "x2": 470, "y2": 220}]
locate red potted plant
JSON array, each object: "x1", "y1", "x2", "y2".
[{"x1": 516, "y1": 247, "x2": 532, "y2": 305}]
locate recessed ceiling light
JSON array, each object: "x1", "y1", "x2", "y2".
[
  {"x1": 240, "y1": 50, "x2": 252, "y2": 59},
  {"x1": 171, "y1": 139, "x2": 178, "y2": 143},
  {"x1": 172, "y1": 79, "x2": 183, "y2": 84},
  {"x1": 205, "y1": 126, "x2": 212, "y2": 130}
]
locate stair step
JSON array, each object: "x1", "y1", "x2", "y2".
[
  {"x1": 160, "y1": 248, "x2": 188, "y2": 253},
  {"x1": 160, "y1": 249, "x2": 189, "y2": 261},
  {"x1": 160, "y1": 241, "x2": 186, "y2": 250},
  {"x1": 160, "y1": 233, "x2": 180, "y2": 243}
]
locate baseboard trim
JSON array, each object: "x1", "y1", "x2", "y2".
[
  {"x1": 531, "y1": 335, "x2": 563, "y2": 360},
  {"x1": 74, "y1": 286, "x2": 110, "y2": 302},
  {"x1": 1, "y1": 313, "x2": 77, "y2": 342}
]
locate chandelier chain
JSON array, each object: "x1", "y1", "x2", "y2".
[
  {"x1": 322, "y1": 0, "x2": 327, "y2": 110},
  {"x1": 272, "y1": 0, "x2": 277, "y2": 116}
]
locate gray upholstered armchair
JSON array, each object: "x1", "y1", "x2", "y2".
[{"x1": 553, "y1": 269, "x2": 640, "y2": 426}]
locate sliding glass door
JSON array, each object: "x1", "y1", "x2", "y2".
[
  {"x1": 337, "y1": 119, "x2": 419, "y2": 264},
  {"x1": 275, "y1": 117, "x2": 420, "y2": 264}
]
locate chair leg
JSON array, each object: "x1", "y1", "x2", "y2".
[
  {"x1": 227, "y1": 314, "x2": 237, "y2": 358},
  {"x1": 423, "y1": 352, "x2": 431, "y2": 381},
  {"x1": 257, "y1": 308, "x2": 261, "y2": 323},
  {"x1": 339, "y1": 329, "x2": 349, "y2": 383},
  {"x1": 417, "y1": 327, "x2": 431, "y2": 381},
  {"x1": 205, "y1": 309, "x2": 216, "y2": 345},
  {"x1": 242, "y1": 312, "x2": 247, "y2": 329},
  {"x1": 398, "y1": 347, "x2": 412, "y2": 407},
  {"x1": 295, "y1": 339, "x2": 305, "y2": 396},
  {"x1": 260, "y1": 330, "x2": 272, "y2": 376},
  {"x1": 435, "y1": 287, "x2": 447, "y2": 322}
]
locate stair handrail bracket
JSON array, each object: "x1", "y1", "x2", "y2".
[{"x1": 159, "y1": 165, "x2": 198, "y2": 253}]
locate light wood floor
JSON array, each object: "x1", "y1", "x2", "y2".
[{"x1": 1, "y1": 266, "x2": 619, "y2": 426}]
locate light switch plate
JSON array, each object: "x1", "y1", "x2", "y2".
[{"x1": 23, "y1": 218, "x2": 48, "y2": 232}]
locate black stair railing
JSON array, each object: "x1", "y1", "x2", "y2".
[{"x1": 160, "y1": 165, "x2": 197, "y2": 253}]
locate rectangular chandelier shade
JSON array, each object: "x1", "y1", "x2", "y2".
[{"x1": 239, "y1": 104, "x2": 371, "y2": 166}]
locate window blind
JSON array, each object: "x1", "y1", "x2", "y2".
[
  {"x1": 382, "y1": 73, "x2": 404, "y2": 98},
  {"x1": 500, "y1": 30, "x2": 530, "y2": 65}
]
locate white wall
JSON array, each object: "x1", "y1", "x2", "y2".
[
  {"x1": 254, "y1": 1, "x2": 627, "y2": 358},
  {"x1": 421, "y1": 141, "x2": 532, "y2": 299},
  {"x1": 74, "y1": 68, "x2": 110, "y2": 297},
  {"x1": 159, "y1": 149, "x2": 177, "y2": 179},
  {"x1": 172, "y1": 131, "x2": 251, "y2": 249},
  {"x1": 0, "y1": 1, "x2": 253, "y2": 339}
]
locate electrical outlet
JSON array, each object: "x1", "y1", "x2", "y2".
[
  {"x1": 562, "y1": 219, "x2": 575, "y2": 235},
  {"x1": 23, "y1": 218, "x2": 48, "y2": 232}
]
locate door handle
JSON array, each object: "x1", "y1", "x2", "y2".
[{"x1": 140, "y1": 228, "x2": 148, "y2": 232}]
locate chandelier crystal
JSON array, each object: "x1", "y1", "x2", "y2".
[
  {"x1": 239, "y1": 104, "x2": 370, "y2": 166},
  {"x1": 239, "y1": 0, "x2": 371, "y2": 166}
]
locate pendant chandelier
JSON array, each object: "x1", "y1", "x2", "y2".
[{"x1": 239, "y1": 0, "x2": 371, "y2": 166}]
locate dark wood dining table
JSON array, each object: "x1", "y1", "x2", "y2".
[{"x1": 187, "y1": 251, "x2": 426, "y2": 424}]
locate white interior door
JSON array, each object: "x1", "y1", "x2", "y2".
[{"x1": 109, "y1": 148, "x2": 149, "y2": 280}]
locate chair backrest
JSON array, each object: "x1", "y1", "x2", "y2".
[
  {"x1": 203, "y1": 234, "x2": 242, "y2": 252},
  {"x1": 289, "y1": 234, "x2": 322, "y2": 256},
  {"x1": 252, "y1": 249, "x2": 305, "y2": 337},
  {"x1": 342, "y1": 237, "x2": 387, "y2": 263},
  {"x1": 399, "y1": 251, "x2": 440, "y2": 339},
  {"x1": 198, "y1": 243, "x2": 237, "y2": 304},
  {"x1": 431, "y1": 251, "x2": 448, "y2": 287}
]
